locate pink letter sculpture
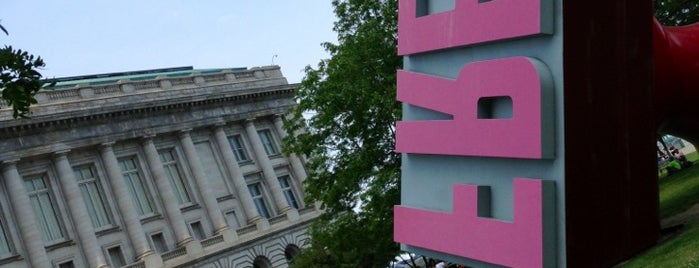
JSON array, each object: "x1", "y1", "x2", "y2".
[
  {"x1": 398, "y1": 0, "x2": 553, "y2": 55},
  {"x1": 395, "y1": 57, "x2": 553, "y2": 159},
  {"x1": 394, "y1": 178, "x2": 554, "y2": 268}
]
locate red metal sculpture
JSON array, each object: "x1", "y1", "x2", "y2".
[{"x1": 654, "y1": 18, "x2": 699, "y2": 142}]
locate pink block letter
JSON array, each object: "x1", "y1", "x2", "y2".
[
  {"x1": 398, "y1": 0, "x2": 552, "y2": 55},
  {"x1": 395, "y1": 57, "x2": 553, "y2": 159},
  {"x1": 394, "y1": 178, "x2": 555, "y2": 267}
]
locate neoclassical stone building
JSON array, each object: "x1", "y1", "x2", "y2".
[{"x1": 0, "y1": 66, "x2": 318, "y2": 268}]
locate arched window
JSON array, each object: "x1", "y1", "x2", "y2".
[
  {"x1": 253, "y1": 255, "x2": 272, "y2": 268},
  {"x1": 284, "y1": 244, "x2": 300, "y2": 263}
]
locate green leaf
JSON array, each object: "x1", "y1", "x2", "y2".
[
  {"x1": 284, "y1": 1, "x2": 402, "y2": 267},
  {"x1": 655, "y1": 0, "x2": 699, "y2": 26},
  {"x1": 0, "y1": 43, "x2": 50, "y2": 118}
]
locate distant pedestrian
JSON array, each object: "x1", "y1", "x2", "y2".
[
  {"x1": 436, "y1": 261, "x2": 447, "y2": 268},
  {"x1": 667, "y1": 159, "x2": 683, "y2": 175},
  {"x1": 427, "y1": 259, "x2": 437, "y2": 268},
  {"x1": 670, "y1": 146, "x2": 686, "y2": 161}
]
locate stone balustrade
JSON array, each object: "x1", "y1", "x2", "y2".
[
  {"x1": 0, "y1": 68, "x2": 293, "y2": 125},
  {"x1": 201, "y1": 235, "x2": 225, "y2": 248},
  {"x1": 19, "y1": 66, "x2": 284, "y2": 108},
  {"x1": 161, "y1": 247, "x2": 188, "y2": 262}
]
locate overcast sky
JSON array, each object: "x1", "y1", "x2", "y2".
[{"x1": 1, "y1": 1, "x2": 337, "y2": 83}]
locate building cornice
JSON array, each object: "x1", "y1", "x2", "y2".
[{"x1": 0, "y1": 66, "x2": 298, "y2": 132}]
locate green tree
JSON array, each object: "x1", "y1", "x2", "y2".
[
  {"x1": 0, "y1": 20, "x2": 51, "y2": 118},
  {"x1": 283, "y1": 0, "x2": 401, "y2": 267},
  {"x1": 655, "y1": 0, "x2": 699, "y2": 26}
]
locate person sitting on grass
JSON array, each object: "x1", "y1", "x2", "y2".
[
  {"x1": 670, "y1": 146, "x2": 693, "y2": 168},
  {"x1": 667, "y1": 158, "x2": 683, "y2": 175}
]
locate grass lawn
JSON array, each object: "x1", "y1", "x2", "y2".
[
  {"x1": 658, "y1": 151, "x2": 699, "y2": 178},
  {"x1": 688, "y1": 151, "x2": 699, "y2": 163},
  {"x1": 621, "y1": 151, "x2": 699, "y2": 267},
  {"x1": 658, "y1": 162, "x2": 699, "y2": 219},
  {"x1": 620, "y1": 221, "x2": 699, "y2": 267}
]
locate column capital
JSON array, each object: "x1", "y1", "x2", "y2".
[
  {"x1": 244, "y1": 118, "x2": 256, "y2": 126},
  {"x1": 212, "y1": 125, "x2": 228, "y2": 138},
  {"x1": 178, "y1": 128, "x2": 193, "y2": 138},
  {"x1": 272, "y1": 114, "x2": 289, "y2": 138},
  {"x1": 213, "y1": 118, "x2": 227, "y2": 127},
  {"x1": 273, "y1": 114, "x2": 284, "y2": 121},
  {"x1": 1, "y1": 158, "x2": 20, "y2": 165},
  {"x1": 52, "y1": 149, "x2": 71, "y2": 157},
  {"x1": 49, "y1": 143, "x2": 72, "y2": 156},
  {"x1": 140, "y1": 135, "x2": 156, "y2": 145},
  {"x1": 212, "y1": 122, "x2": 228, "y2": 132},
  {"x1": 99, "y1": 141, "x2": 116, "y2": 150},
  {"x1": 1, "y1": 159, "x2": 20, "y2": 170}
]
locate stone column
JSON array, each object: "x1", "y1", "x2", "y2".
[
  {"x1": 141, "y1": 137, "x2": 193, "y2": 246},
  {"x1": 2, "y1": 160, "x2": 51, "y2": 268},
  {"x1": 99, "y1": 143, "x2": 155, "y2": 260},
  {"x1": 243, "y1": 119, "x2": 290, "y2": 213},
  {"x1": 272, "y1": 115, "x2": 308, "y2": 183},
  {"x1": 178, "y1": 130, "x2": 229, "y2": 234},
  {"x1": 53, "y1": 151, "x2": 108, "y2": 268},
  {"x1": 213, "y1": 125, "x2": 262, "y2": 223}
]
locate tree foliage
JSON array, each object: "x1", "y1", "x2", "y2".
[
  {"x1": 655, "y1": 0, "x2": 699, "y2": 26},
  {"x1": 283, "y1": 0, "x2": 401, "y2": 267},
  {"x1": 0, "y1": 20, "x2": 51, "y2": 118}
]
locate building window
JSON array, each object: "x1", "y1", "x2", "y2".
[
  {"x1": 107, "y1": 246, "x2": 126, "y2": 268},
  {"x1": 278, "y1": 175, "x2": 299, "y2": 209},
  {"x1": 285, "y1": 244, "x2": 300, "y2": 263},
  {"x1": 74, "y1": 165, "x2": 112, "y2": 229},
  {"x1": 253, "y1": 256, "x2": 273, "y2": 268},
  {"x1": 159, "y1": 150, "x2": 191, "y2": 204},
  {"x1": 224, "y1": 210, "x2": 241, "y2": 229},
  {"x1": 257, "y1": 130, "x2": 279, "y2": 155},
  {"x1": 25, "y1": 175, "x2": 64, "y2": 242},
  {"x1": 0, "y1": 215, "x2": 12, "y2": 257},
  {"x1": 149, "y1": 232, "x2": 168, "y2": 254},
  {"x1": 57, "y1": 260, "x2": 75, "y2": 268},
  {"x1": 188, "y1": 221, "x2": 206, "y2": 240},
  {"x1": 118, "y1": 157, "x2": 155, "y2": 216},
  {"x1": 247, "y1": 183, "x2": 271, "y2": 218},
  {"x1": 228, "y1": 135, "x2": 249, "y2": 162}
]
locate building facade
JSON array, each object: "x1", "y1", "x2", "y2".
[{"x1": 0, "y1": 66, "x2": 318, "y2": 268}]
